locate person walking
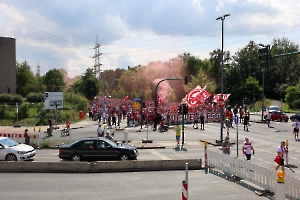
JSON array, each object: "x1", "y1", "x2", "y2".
[
  {"x1": 174, "y1": 123, "x2": 181, "y2": 146},
  {"x1": 275, "y1": 141, "x2": 288, "y2": 173},
  {"x1": 222, "y1": 137, "x2": 231, "y2": 155},
  {"x1": 292, "y1": 119, "x2": 299, "y2": 141},
  {"x1": 66, "y1": 119, "x2": 71, "y2": 136},
  {"x1": 200, "y1": 113, "x2": 205, "y2": 130},
  {"x1": 243, "y1": 112, "x2": 249, "y2": 131},
  {"x1": 242, "y1": 138, "x2": 254, "y2": 161},
  {"x1": 266, "y1": 111, "x2": 271, "y2": 127},
  {"x1": 48, "y1": 116, "x2": 54, "y2": 136},
  {"x1": 24, "y1": 129, "x2": 30, "y2": 145},
  {"x1": 97, "y1": 124, "x2": 104, "y2": 137}
]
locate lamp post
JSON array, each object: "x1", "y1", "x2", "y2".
[{"x1": 216, "y1": 14, "x2": 230, "y2": 143}]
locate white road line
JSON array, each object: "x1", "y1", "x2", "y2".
[{"x1": 150, "y1": 150, "x2": 171, "y2": 160}]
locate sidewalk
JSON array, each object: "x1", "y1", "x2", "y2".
[{"x1": 0, "y1": 119, "x2": 98, "y2": 134}]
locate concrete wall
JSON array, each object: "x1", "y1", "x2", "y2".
[
  {"x1": 0, "y1": 37, "x2": 16, "y2": 95},
  {"x1": 0, "y1": 159, "x2": 202, "y2": 173}
]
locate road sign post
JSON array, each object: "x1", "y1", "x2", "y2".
[{"x1": 234, "y1": 114, "x2": 239, "y2": 157}]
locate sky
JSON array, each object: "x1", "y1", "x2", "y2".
[{"x1": 1, "y1": 0, "x2": 300, "y2": 78}]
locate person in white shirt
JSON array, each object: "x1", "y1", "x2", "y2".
[
  {"x1": 275, "y1": 141, "x2": 288, "y2": 173},
  {"x1": 242, "y1": 138, "x2": 255, "y2": 161},
  {"x1": 266, "y1": 112, "x2": 271, "y2": 127},
  {"x1": 292, "y1": 119, "x2": 299, "y2": 141},
  {"x1": 97, "y1": 124, "x2": 104, "y2": 137}
]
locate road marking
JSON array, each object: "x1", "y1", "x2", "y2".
[{"x1": 150, "y1": 150, "x2": 171, "y2": 160}]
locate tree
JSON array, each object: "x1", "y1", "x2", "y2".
[
  {"x1": 285, "y1": 83, "x2": 300, "y2": 109},
  {"x1": 80, "y1": 68, "x2": 100, "y2": 100},
  {"x1": 209, "y1": 48, "x2": 231, "y2": 93},
  {"x1": 268, "y1": 37, "x2": 300, "y2": 99},
  {"x1": 42, "y1": 69, "x2": 66, "y2": 92},
  {"x1": 16, "y1": 61, "x2": 36, "y2": 96}
]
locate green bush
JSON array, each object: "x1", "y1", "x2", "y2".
[
  {"x1": 0, "y1": 94, "x2": 13, "y2": 104},
  {"x1": 26, "y1": 93, "x2": 44, "y2": 103},
  {"x1": 18, "y1": 102, "x2": 30, "y2": 119},
  {"x1": 40, "y1": 140, "x2": 51, "y2": 148},
  {"x1": 11, "y1": 94, "x2": 24, "y2": 104}
]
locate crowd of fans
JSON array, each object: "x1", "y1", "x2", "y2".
[{"x1": 87, "y1": 96, "x2": 250, "y2": 130}]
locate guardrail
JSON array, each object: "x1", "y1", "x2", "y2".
[
  {"x1": 0, "y1": 133, "x2": 40, "y2": 147},
  {"x1": 207, "y1": 149, "x2": 300, "y2": 199},
  {"x1": 0, "y1": 159, "x2": 201, "y2": 173}
]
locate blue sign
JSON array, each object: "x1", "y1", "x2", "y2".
[
  {"x1": 104, "y1": 101, "x2": 107, "y2": 106},
  {"x1": 134, "y1": 98, "x2": 141, "y2": 101},
  {"x1": 16, "y1": 102, "x2": 18, "y2": 108},
  {"x1": 234, "y1": 115, "x2": 238, "y2": 124}
]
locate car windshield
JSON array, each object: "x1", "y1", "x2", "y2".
[
  {"x1": 269, "y1": 106, "x2": 280, "y2": 111},
  {"x1": 105, "y1": 139, "x2": 117, "y2": 147},
  {"x1": 0, "y1": 138, "x2": 19, "y2": 147}
]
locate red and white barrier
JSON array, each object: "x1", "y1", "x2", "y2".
[
  {"x1": 0, "y1": 133, "x2": 40, "y2": 147},
  {"x1": 182, "y1": 181, "x2": 188, "y2": 200}
]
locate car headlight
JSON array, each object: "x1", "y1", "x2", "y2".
[{"x1": 18, "y1": 151, "x2": 27, "y2": 154}]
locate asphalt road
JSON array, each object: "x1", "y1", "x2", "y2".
[
  {"x1": 35, "y1": 114, "x2": 300, "y2": 177},
  {"x1": 0, "y1": 171, "x2": 267, "y2": 200}
]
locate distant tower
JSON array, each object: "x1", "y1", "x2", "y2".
[
  {"x1": 0, "y1": 37, "x2": 16, "y2": 94},
  {"x1": 36, "y1": 62, "x2": 41, "y2": 77},
  {"x1": 93, "y1": 35, "x2": 102, "y2": 79}
]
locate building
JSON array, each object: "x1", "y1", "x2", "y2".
[{"x1": 0, "y1": 36, "x2": 16, "y2": 95}]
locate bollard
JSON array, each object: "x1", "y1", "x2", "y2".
[
  {"x1": 204, "y1": 140, "x2": 208, "y2": 166},
  {"x1": 182, "y1": 181, "x2": 188, "y2": 200},
  {"x1": 124, "y1": 131, "x2": 128, "y2": 144},
  {"x1": 181, "y1": 163, "x2": 188, "y2": 200},
  {"x1": 275, "y1": 171, "x2": 285, "y2": 200}
]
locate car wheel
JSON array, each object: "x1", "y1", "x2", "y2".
[
  {"x1": 71, "y1": 154, "x2": 81, "y2": 162},
  {"x1": 119, "y1": 154, "x2": 129, "y2": 161},
  {"x1": 6, "y1": 154, "x2": 17, "y2": 161}
]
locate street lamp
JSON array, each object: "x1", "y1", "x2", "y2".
[{"x1": 216, "y1": 14, "x2": 230, "y2": 143}]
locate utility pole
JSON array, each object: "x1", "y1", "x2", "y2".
[{"x1": 93, "y1": 35, "x2": 102, "y2": 79}]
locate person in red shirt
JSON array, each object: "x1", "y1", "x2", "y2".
[{"x1": 66, "y1": 119, "x2": 71, "y2": 136}]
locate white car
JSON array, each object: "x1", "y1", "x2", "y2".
[
  {"x1": 0, "y1": 137, "x2": 36, "y2": 161},
  {"x1": 269, "y1": 106, "x2": 280, "y2": 112}
]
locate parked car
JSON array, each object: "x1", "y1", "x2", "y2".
[
  {"x1": 0, "y1": 137, "x2": 36, "y2": 161},
  {"x1": 264, "y1": 111, "x2": 289, "y2": 122},
  {"x1": 269, "y1": 106, "x2": 280, "y2": 112},
  {"x1": 290, "y1": 113, "x2": 300, "y2": 121},
  {"x1": 58, "y1": 137, "x2": 139, "y2": 162}
]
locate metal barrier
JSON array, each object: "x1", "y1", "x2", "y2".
[
  {"x1": 0, "y1": 133, "x2": 40, "y2": 147},
  {"x1": 207, "y1": 149, "x2": 300, "y2": 199}
]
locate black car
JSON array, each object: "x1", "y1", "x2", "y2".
[
  {"x1": 58, "y1": 138, "x2": 139, "y2": 162},
  {"x1": 290, "y1": 113, "x2": 300, "y2": 121}
]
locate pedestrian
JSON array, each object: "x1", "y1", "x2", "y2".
[
  {"x1": 97, "y1": 124, "x2": 104, "y2": 137},
  {"x1": 105, "y1": 131, "x2": 113, "y2": 141},
  {"x1": 48, "y1": 116, "x2": 54, "y2": 136},
  {"x1": 200, "y1": 113, "x2": 205, "y2": 130},
  {"x1": 242, "y1": 138, "x2": 255, "y2": 161},
  {"x1": 66, "y1": 119, "x2": 71, "y2": 136},
  {"x1": 24, "y1": 129, "x2": 30, "y2": 145},
  {"x1": 243, "y1": 112, "x2": 249, "y2": 131},
  {"x1": 292, "y1": 119, "x2": 299, "y2": 141},
  {"x1": 174, "y1": 123, "x2": 181, "y2": 146},
  {"x1": 266, "y1": 112, "x2": 271, "y2": 127},
  {"x1": 275, "y1": 141, "x2": 288, "y2": 173},
  {"x1": 222, "y1": 137, "x2": 231, "y2": 155}
]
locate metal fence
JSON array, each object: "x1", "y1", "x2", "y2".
[{"x1": 207, "y1": 149, "x2": 300, "y2": 199}]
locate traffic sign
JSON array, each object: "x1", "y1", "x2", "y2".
[
  {"x1": 234, "y1": 115, "x2": 239, "y2": 124},
  {"x1": 16, "y1": 102, "x2": 18, "y2": 108},
  {"x1": 217, "y1": 98, "x2": 225, "y2": 107}
]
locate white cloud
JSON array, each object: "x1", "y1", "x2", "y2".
[{"x1": 2, "y1": 0, "x2": 300, "y2": 78}]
